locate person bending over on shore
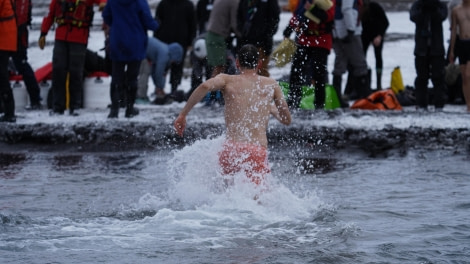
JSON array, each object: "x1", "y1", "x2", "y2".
[{"x1": 174, "y1": 44, "x2": 292, "y2": 186}]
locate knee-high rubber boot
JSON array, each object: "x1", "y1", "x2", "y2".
[
  {"x1": 119, "y1": 85, "x2": 127, "y2": 108},
  {"x1": 333, "y1": 75, "x2": 348, "y2": 108},
  {"x1": 344, "y1": 73, "x2": 355, "y2": 99},
  {"x1": 125, "y1": 84, "x2": 139, "y2": 118},
  {"x1": 108, "y1": 84, "x2": 120, "y2": 118},
  {"x1": 376, "y1": 68, "x2": 382, "y2": 90},
  {"x1": 0, "y1": 89, "x2": 16, "y2": 122},
  {"x1": 287, "y1": 84, "x2": 302, "y2": 109},
  {"x1": 356, "y1": 74, "x2": 372, "y2": 99}
]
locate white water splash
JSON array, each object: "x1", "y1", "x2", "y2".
[{"x1": 149, "y1": 136, "x2": 325, "y2": 223}]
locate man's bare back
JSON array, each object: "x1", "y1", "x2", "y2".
[
  {"x1": 452, "y1": 0, "x2": 470, "y2": 40},
  {"x1": 221, "y1": 73, "x2": 282, "y2": 147},
  {"x1": 174, "y1": 44, "x2": 291, "y2": 186},
  {"x1": 174, "y1": 45, "x2": 291, "y2": 148},
  {"x1": 174, "y1": 69, "x2": 290, "y2": 148},
  {"x1": 450, "y1": 0, "x2": 470, "y2": 112}
]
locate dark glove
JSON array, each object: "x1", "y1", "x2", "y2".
[
  {"x1": 342, "y1": 30, "x2": 355, "y2": 43},
  {"x1": 38, "y1": 33, "x2": 46, "y2": 50},
  {"x1": 283, "y1": 25, "x2": 293, "y2": 39}
]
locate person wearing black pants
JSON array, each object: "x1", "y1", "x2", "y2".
[
  {"x1": 12, "y1": 0, "x2": 42, "y2": 110},
  {"x1": 289, "y1": 46, "x2": 329, "y2": 109},
  {"x1": 0, "y1": 51, "x2": 16, "y2": 122},
  {"x1": 0, "y1": 0, "x2": 17, "y2": 123},
  {"x1": 361, "y1": 0, "x2": 389, "y2": 90},
  {"x1": 102, "y1": 0, "x2": 159, "y2": 118},
  {"x1": 109, "y1": 61, "x2": 140, "y2": 118},
  {"x1": 410, "y1": 0, "x2": 448, "y2": 111},
  {"x1": 11, "y1": 39, "x2": 42, "y2": 109},
  {"x1": 50, "y1": 41, "x2": 87, "y2": 115},
  {"x1": 283, "y1": 0, "x2": 336, "y2": 110}
]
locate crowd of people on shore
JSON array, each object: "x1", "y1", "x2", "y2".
[{"x1": 1, "y1": 0, "x2": 469, "y2": 123}]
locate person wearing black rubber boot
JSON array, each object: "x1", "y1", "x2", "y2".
[
  {"x1": 332, "y1": 0, "x2": 371, "y2": 107},
  {"x1": 102, "y1": 0, "x2": 159, "y2": 118},
  {"x1": 0, "y1": 0, "x2": 17, "y2": 123}
]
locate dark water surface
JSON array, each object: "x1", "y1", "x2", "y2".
[{"x1": 1, "y1": 138, "x2": 469, "y2": 264}]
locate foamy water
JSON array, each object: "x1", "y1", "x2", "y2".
[{"x1": 1, "y1": 135, "x2": 469, "y2": 263}]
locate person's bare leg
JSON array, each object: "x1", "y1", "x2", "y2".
[{"x1": 461, "y1": 63, "x2": 470, "y2": 112}]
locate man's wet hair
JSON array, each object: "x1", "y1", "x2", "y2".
[{"x1": 237, "y1": 44, "x2": 259, "y2": 69}]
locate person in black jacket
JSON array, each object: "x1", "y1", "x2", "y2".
[
  {"x1": 237, "y1": 0, "x2": 280, "y2": 77},
  {"x1": 361, "y1": 0, "x2": 389, "y2": 90},
  {"x1": 196, "y1": 0, "x2": 213, "y2": 35},
  {"x1": 154, "y1": 0, "x2": 196, "y2": 96},
  {"x1": 410, "y1": 0, "x2": 448, "y2": 111}
]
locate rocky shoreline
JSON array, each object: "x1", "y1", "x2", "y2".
[{"x1": 1, "y1": 108, "x2": 469, "y2": 156}]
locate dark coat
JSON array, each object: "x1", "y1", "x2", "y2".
[
  {"x1": 361, "y1": 1, "x2": 389, "y2": 41},
  {"x1": 237, "y1": 0, "x2": 280, "y2": 51},
  {"x1": 154, "y1": 0, "x2": 197, "y2": 48},
  {"x1": 410, "y1": 0, "x2": 447, "y2": 56},
  {"x1": 196, "y1": 0, "x2": 214, "y2": 34}
]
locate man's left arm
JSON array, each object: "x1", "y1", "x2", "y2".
[{"x1": 272, "y1": 83, "x2": 292, "y2": 125}]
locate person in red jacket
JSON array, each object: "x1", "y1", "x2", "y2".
[
  {"x1": 11, "y1": 0, "x2": 43, "y2": 110},
  {"x1": 0, "y1": 0, "x2": 18, "y2": 122},
  {"x1": 39, "y1": 0, "x2": 106, "y2": 116},
  {"x1": 284, "y1": 0, "x2": 336, "y2": 109}
]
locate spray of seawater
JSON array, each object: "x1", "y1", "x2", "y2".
[{"x1": 137, "y1": 135, "x2": 327, "y2": 224}]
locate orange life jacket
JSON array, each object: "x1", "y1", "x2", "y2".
[
  {"x1": 54, "y1": 0, "x2": 94, "y2": 28},
  {"x1": 351, "y1": 89, "x2": 402, "y2": 110},
  {"x1": 0, "y1": 0, "x2": 17, "y2": 51}
]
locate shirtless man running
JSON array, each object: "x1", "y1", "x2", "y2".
[
  {"x1": 449, "y1": 0, "x2": 470, "y2": 112},
  {"x1": 174, "y1": 44, "x2": 292, "y2": 185}
]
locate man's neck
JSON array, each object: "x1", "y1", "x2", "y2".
[{"x1": 239, "y1": 68, "x2": 258, "y2": 75}]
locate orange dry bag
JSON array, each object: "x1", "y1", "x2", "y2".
[{"x1": 351, "y1": 89, "x2": 402, "y2": 110}]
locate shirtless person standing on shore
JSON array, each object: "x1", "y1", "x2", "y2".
[
  {"x1": 174, "y1": 44, "x2": 292, "y2": 185},
  {"x1": 449, "y1": 0, "x2": 470, "y2": 112}
]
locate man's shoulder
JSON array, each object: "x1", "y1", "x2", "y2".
[{"x1": 259, "y1": 75, "x2": 280, "y2": 86}]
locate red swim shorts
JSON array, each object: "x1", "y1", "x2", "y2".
[{"x1": 218, "y1": 140, "x2": 270, "y2": 185}]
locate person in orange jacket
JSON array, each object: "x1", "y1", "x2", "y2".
[
  {"x1": 12, "y1": 0, "x2": 43, "y2": 110},
  {"x1": 0, "y1": 0, "x2": 18, "y2": 122},
  {"x1": 39, "y1": 0, "x2": 106, "y2": 116}
]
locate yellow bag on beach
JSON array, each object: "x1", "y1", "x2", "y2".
[
  {"x1": 271, "y1": 39, "x2": 297, "y2": 67},
  {"x1": 391, "y1": 66, "x2": 405, "y2": 94},
  {"x1": 304, "y1": 0, "x2": 334, "y2": 23}
]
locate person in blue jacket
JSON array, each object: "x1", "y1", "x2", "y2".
[
  {"x1": 102, "y1": 0, "x2": 159, "y2": 118},
  {"x1": 136, "y1": 37, "x2": 183, "y2": 104}
]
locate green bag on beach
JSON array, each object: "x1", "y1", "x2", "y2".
[
  {"x1": 324, "y1": 84, "x2": 341, "y2": 110},
  {"x1": 278, "y1": 81, "x2": 340, "y2": 110}
]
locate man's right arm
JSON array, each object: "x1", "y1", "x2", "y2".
[{"x1": 174, "y1": 75, "x2": 226, "y2": 136}]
